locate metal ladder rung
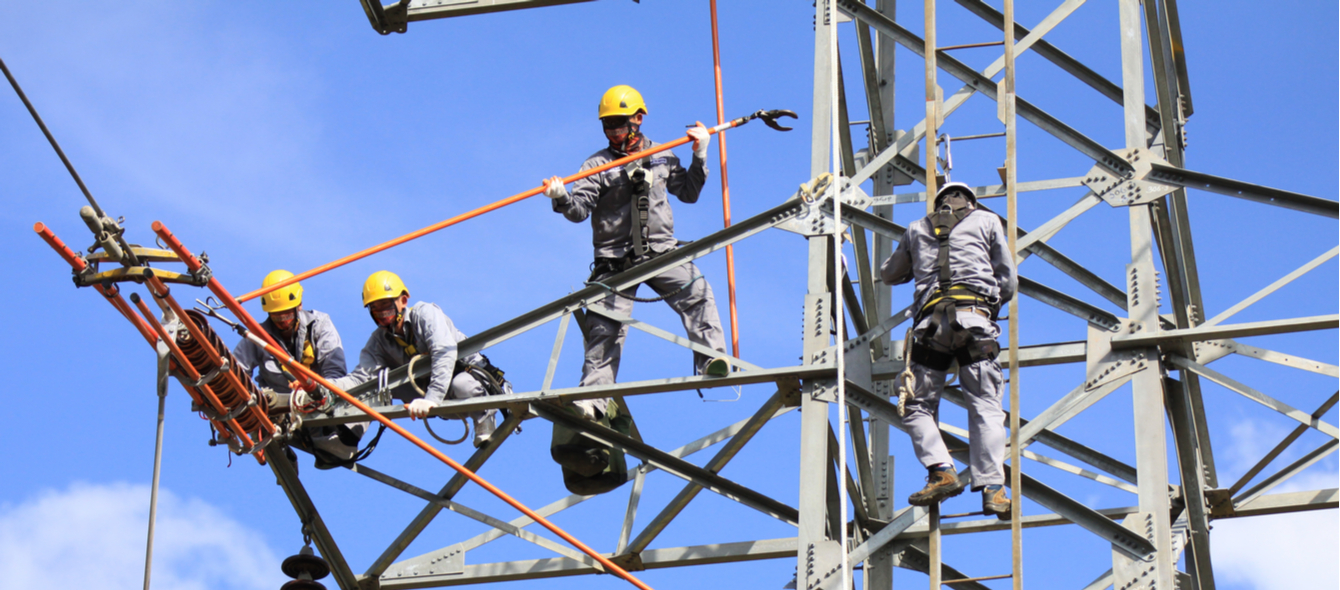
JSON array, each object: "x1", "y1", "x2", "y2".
[
  {"x1": 940, "y1": 510, "x2": 988, "y2": 519},
  {"x1": 943, "y1": 573, "x2": 1013, "y2": 584}
]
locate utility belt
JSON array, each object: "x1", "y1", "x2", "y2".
[
  {"x1": 589, "y1": 247, "x2": 667, "y2": 283},
  {"x1": 915, "y1": 284, "x2": 998, "y2": 324},
  {"x1": 392, "y1": 332, "x2": 514, "y2": 400},
  {"x1": 454, "y1": 354, "x2": 511, "y2": 398},
  {"x1": 908, "y1": 284, "x2": 1001, "y2": 372}
]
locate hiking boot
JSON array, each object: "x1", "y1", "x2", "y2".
[
  {"x1": 907, "y1": 467, "x2": 967, "y2": 506},
  {"x1": 982, "y1": 486, "x2": 1011, "y2": 520},
  {"x1": 704, "y1": 357, "x2": 731, "y2": 377},
  {"x1": 472, "y1": 413, "x2": 497, "y2": 449}
]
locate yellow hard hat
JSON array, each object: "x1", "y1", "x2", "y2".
[
  {"x1": 260, "y1": 270, "x2": 303, "y2": 313},
  {"x1": 598, "y1": 85, "x2": 647, "y2": 119},
  {"x1": 362, "y1": 270, "x2": 408, "y2": 307}
]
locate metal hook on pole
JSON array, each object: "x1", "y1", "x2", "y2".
[{"x1": 237, "y1": 106, "x2": 797, "y2": 306}]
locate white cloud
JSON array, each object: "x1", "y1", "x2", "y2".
[
  {"x1": 1209, "y1": 420, "x2": 1339, "y2": 590},
  {"x1": 0, "y1": 482, "x2": 287, "y2": 590}
]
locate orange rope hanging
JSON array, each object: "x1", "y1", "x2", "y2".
[{"x1": 709, "y1": 0, "x2": 741, "y2": 358}]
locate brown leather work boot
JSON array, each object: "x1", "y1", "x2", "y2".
[
  {"x1": 982, "y1": 486, "x2": 1011, "y2": 520},
  {"x1": 907, "y1": 467, "x2": 967, "y2": 506}
]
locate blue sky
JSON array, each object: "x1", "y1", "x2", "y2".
[{"x1": 1, "y1": 1, "x2": 1335, "y2": 589}]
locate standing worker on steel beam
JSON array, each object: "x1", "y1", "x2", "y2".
[
  {"x1": 880, "y1": 183, "x2": 1018, "y2": 517},
  {"x1": 332, "y1": 271, "x2": 499, "y2": 448},
  {"x1": 541, "y1": 85, "x2": 731, "y2": 415},
  {"x1": 233, "y1": 270, "x2": 355, "y2": 467}
]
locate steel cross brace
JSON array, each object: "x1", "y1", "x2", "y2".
[
  {"x1": 308, "y1": 364, "x2": 834, "y2": 428},
  {"x1": 842, "y1": 384, "x2": 1158, "y2": 561},
  {"x1": 530, "y1": 402, "x2": 800, "y2": 526},
  {"x1": 377, "y1": 537, "x2": 800, "y2": 588},
  {"x1": 268, "y1": 445, "x2": 360, "y2": 590},
  {"x1": 836, "y1": 0, "x2": 1138, "y2": 178},
  {"x1": 621, "y1": 389, "x2": 790, "y2": 555},
  {"x1": 823, "y1": 197, "x2": 1123, "y2": 331},
  {"x1": 447, "y1": 405, "x2": 797, "y2": 558},
  {"x1": 951, "y1": 0, "x2": 1164, "y2": 138},
  {"x1": 364, "y1": 411, "x2": 525, "y2": 578},
  {"x1": 335, "y1": 196, "x2": 808, "y2": 403}
]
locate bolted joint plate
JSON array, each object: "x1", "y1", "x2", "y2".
[
  {"x1": 1085, "y1": 320, "x2": 1150, "y2": 391},
  {"x1": 384, "y1": 545, "x2": 465, "y2": 581},
  {"x1": 1085, "y1": 147, "x2": 1178, "y2": 208},
  {"x1": 802, "y1": 540, "x2": 845, "y2": 590},
  {"x1": 1112, "y1": 512, "x2": 1160, "y2": 590}
]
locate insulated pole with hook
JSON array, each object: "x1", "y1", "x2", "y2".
[{"x1": 238, "y1": 109, "x2": 797, "y2": 305}]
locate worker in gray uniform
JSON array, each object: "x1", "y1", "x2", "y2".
[
  {"x1": 541, "y1": 84, "x2": 730, "y2": 421},
  {"x1": 880, "y1": 182, "x2": 1018, "y2": 518},
  {"x1": 331, "y1": 270, "x2": 498, "y2": 448},
  {"x1": 232, "y1": 270, "x2": 354, "y2": 466}
]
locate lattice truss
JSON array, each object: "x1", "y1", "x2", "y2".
[{"x1": 31, "y1": 1, "x2": 1335, "y2": 589}]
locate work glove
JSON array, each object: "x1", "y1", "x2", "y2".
[
  {"x1": 406, "y1": 398, "x2": 437, "y2": 420},
  {"x1": 542, "y1": 176, "x2": 568, "y2": 200},
  {"x1": 688, "y1": 122, "x2": 710, "y2": 160}
]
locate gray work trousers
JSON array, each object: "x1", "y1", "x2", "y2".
[
  {"x1": 316, "y1": 371, "x2": 495, "y2": 458},
  {"x1": 444, "y1": 371, "x2": 498, "y2": 433},
  {"x1": 576, "y1": 260, "x2": 726, "y2": 415},
  {"x1": 902, "y1": 309, "x2": 1007, "y2": 488}
]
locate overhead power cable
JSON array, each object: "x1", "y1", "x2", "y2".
[{"x1": 1, "y1": 55, "x2": 106, "y2": 218}]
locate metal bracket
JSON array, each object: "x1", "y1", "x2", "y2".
[
  {"x1": 801, "y1": 540, "x2": 846, "y2": 590},
  {"x1": 1191, "y1": 338, "x2": 1234, "y2": 365},
  {"x1": 1204, "y1": 488, "x2": 1237, "y2": 518},
  {"x1": 1084, "y1": 147, "x2": 1178, "y2": 207},
  {"x1": 384, "y1": 544, "x2": 465, "y2": 580},
  {"x1": 1111, "y1": 512, "x2": 1160, "y2": 590},
  {"x1": 809, "y1": 378, "x2": 839, "y2": 403},
  {"x1": 1085, "y1": 321, "x2": 1150, "y2": 391}
]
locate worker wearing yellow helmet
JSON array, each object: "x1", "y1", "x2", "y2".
[
  {"x1": 233, "y1": 270, "x2": 356, "y2": 468},
  {"x1": 538, "y1": 85, "x2": 730, "y2": 487},
  {"x1": 330, "y1": 271, "x2": 500, "y2": 448}
]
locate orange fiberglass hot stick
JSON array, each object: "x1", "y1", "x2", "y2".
[
  {"x1": 156, "y1": 221, "x2": 654, "y2": 588},
  {"x1": 240, "y1": 329, "x2": 656, "y2": 590},
  {"x1": 237, "y1": 109, "x2": 796, "y2": 305},
  {"x1": 708, "y1": 0, "x2": 741, "y2": 359}
]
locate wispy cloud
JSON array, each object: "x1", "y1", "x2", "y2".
[
  {"x1": 0, "y1": 482, "x2": 285, "y2": 590},
  {"x1": 1210, "y1": 419, "x2": 1338, "y2": 590}
]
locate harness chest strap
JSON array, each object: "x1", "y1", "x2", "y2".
[{"x1": 625, "y1": 157, "x2": 653, "y2": 258}]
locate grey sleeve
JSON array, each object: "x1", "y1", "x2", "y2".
[
  {"x1": 988, "y1": 216, "x2": 1018, "y2": 303},
  {"x1": 413, "y1": 305, "x2": 460, "y2": 404},
  {"x1": 880, "y1": 230, "x2": 914, "y2": 286},
  {"x1": 666, "y1": 151, "x2": 708, "y2": 204},
  {"x1": 330, "y1": 332, "x2": 385, "y2": 392},
  {"x1": 311, "y1": 314, "x2": 348, "y2": 380},
  {"x1": 552, "y1": 158, "x2": 603, "y2": 223},
  {"x1": 231, "y1": 338, "x2": 263, "y2": 379}
]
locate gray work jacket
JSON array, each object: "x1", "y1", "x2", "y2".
[
  {"x1": 552, "y1": 137, "x2": 709, "y2": 259},
  {"x1": 331, "y1": 301, "x2": 482, "y2": 404},
  {"x1": 880, "y1": 208, "x2": 1018, "y2": 312},
  {"x1": 232, "y1": 309, "x2": 347, "y2": 393}
]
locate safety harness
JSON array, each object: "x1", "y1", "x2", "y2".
[
  {"x1": 908, "y1": 205, "x2": 1002, "y2": 372},
  {"x1": 271, "y1": 318, "x2": 318, "y2": 382},
  {"x1": 387, "y1": 321, "x2": 517, "y2": 425},
  {"x1": 625, "y1": 156, "x2": 654, "y2": 259}
]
